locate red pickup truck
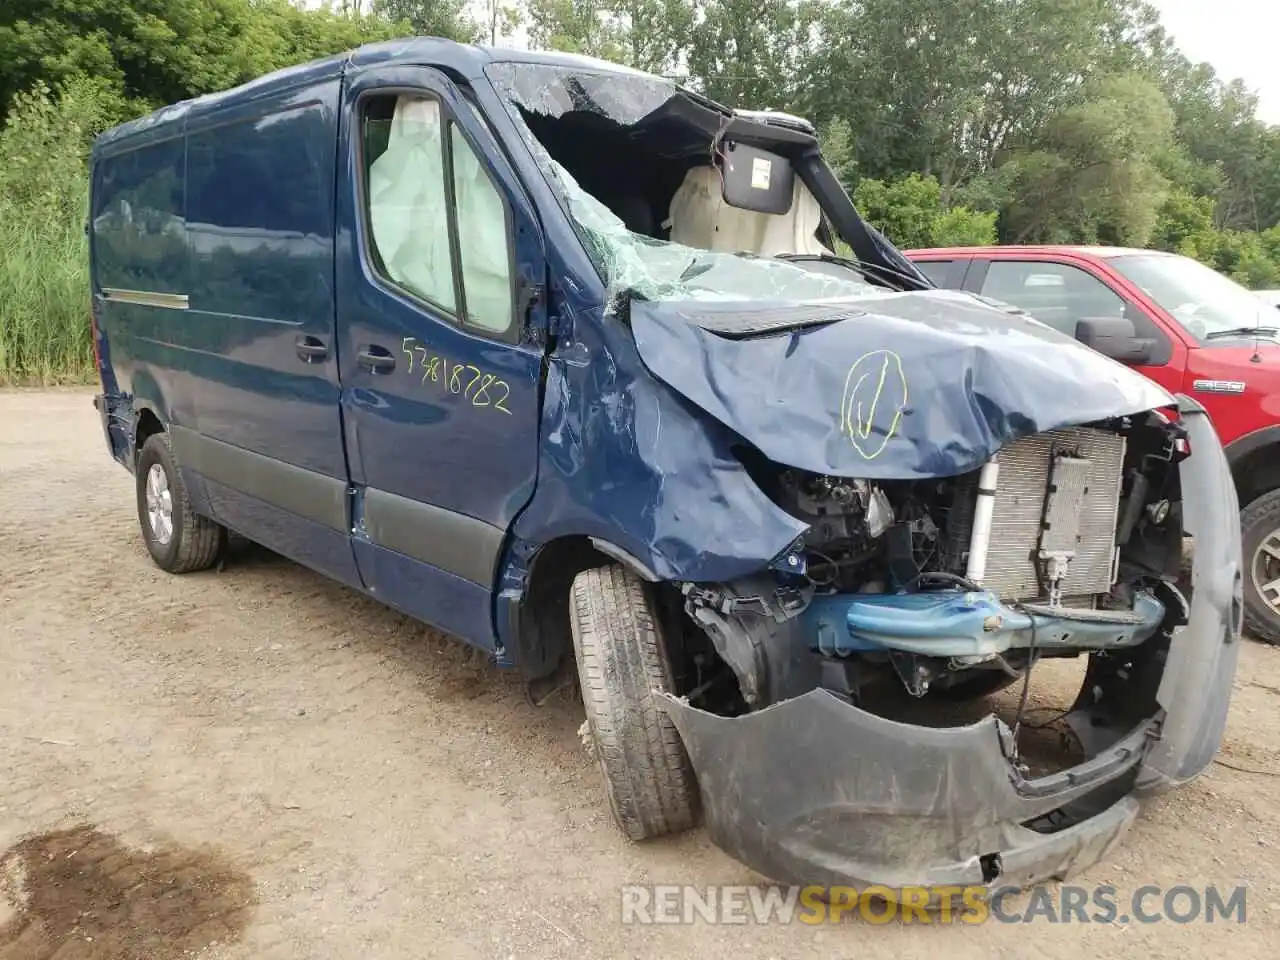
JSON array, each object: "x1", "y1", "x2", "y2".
[{"x1": 907, "y1": 245, "x2": 1280, "y2": 643}]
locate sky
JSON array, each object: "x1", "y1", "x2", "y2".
[{"x1": 1150, "y1": 0, "x2": 1280, "y2": 123}]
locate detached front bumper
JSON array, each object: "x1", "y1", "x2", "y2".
[{"x1": 661, "y1": 397, "x2": 1241, "y2": 892}]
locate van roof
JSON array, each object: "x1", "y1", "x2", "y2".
[{"x1": 94, "y1": 37, "x2": 653, "y2": 155}]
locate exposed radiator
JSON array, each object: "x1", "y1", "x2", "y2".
[{"x1": 945, "y1": 427, "x2": 1127, "y2": 602}]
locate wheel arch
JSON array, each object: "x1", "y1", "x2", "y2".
[
  {"x1": 133, "y1": 405, "x2": 166, "y2": 466},
  {"x1": 499, "y1": 534, "x2": 675, "y2": 681},
  {"x1": 1225, "y1": 427, "x2": 1280, "y2": 508}
]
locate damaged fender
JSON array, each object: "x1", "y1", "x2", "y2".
[{"x1": 510, "y1": 309, "x2": 807, "y2": 584}]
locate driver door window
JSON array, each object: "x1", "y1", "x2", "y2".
[
  {"x1": 362, "y1": 93, "x2": 514, "y2": 337},
  {"x1": 980, "y1": 261, "x2": 1124, "y2": 337}
]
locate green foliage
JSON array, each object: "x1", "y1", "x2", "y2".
[
  {"x1": 372, "y1": 0, "x2": 477, "y2": 40},
  {"x1": 1000, "y1": 73, "x2": 1175, "y2": 246},
  {"x1": 685, "y1": 0, "x2": 817, "y2": 108},
  {"x1": 1150, "y1": 190, "x2": 1216, "y2": 256},
  {"x1": 852, "y1": 173, "x2": 998, "y2": 250},
  {"x1": 853, "y1": 174, "x2": 941, "y2": 250},
  {"x1": 0, "y1": 79, "x2": 115, "y2": 383},
  {"x1": 930, "y1": 208, "x2": 999, "y2": 248},
  {"x1": 0, "y1": 0, "x2": 455, "y2": 384},
  {"x1": 817, "y1": 118, "x2": 858, "y2": 195},
  {"x1": 802, "y1": 0, "x2": 1137, "y2": 191},
  {"x1": 525, "y1": 0, "x2": 693, "y2": 74},
  {"x1": 0, "y1": 0, "x2": 417, "y2": 119}
]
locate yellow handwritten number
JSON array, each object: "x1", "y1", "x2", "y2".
[
  {"x1": 399, "y1": 337, "x2": 512, "y2": 414},
  {"x1": 493, "y1": 380, "x2": 512, "y2": 415},
  {"x1": 463, "y1": 365, "x2": 482, "y2": 398}
]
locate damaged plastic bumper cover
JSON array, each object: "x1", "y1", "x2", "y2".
[{"x1": 661, "y1": 398, "x2": 1242, "y2": 891}]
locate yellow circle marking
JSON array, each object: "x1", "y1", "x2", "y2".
[{"x1": 840, "y1": 349, "x2": 908, "y2": 459}]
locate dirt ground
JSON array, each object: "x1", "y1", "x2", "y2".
[{"x1": 1, "y1": 388, "x2": 1277, "y2": 959}]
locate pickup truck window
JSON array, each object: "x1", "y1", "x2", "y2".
[
  {"x1": 363, "y1": 94, "x2": 513, "y2": 335},
  {"x1": 912, "y1": 259, "x2": 954, "y2": 286},
  {"x1": 1109, "y1": 253, "x2": 1271, "y2": 342},
  {"x1": 980, "y1": 260, "x2": 1124, "y2": 336}
]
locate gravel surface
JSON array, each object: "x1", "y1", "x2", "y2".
[{"x1": 1, "y1": 387, "x2": 1277, "y2": 958}]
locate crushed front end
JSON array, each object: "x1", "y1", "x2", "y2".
[
  {"x1": 662, "y1": 398, "x2": 1241, "y2": 892},
  {"x1": 483, "y1": 59, "x2": 1241, "y2": 891}
]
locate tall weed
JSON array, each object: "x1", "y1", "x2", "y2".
[{"x1": 0, "y1": 78, "x2": 127, "y2": 384}]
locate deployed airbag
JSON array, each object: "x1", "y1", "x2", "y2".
[{"x1": 368, "y1": 96, "x2": 455, "y2": 312}]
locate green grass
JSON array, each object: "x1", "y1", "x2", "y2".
[{"x1": 0, "y1": 204, "x2": 94, "y2": 386}]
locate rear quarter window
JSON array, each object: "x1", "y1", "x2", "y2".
[{"x1": 92, "y1": 137, "x2": 187, "y2": 295}]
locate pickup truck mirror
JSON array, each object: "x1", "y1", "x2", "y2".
[{"x1": 1075, "y1": 315, "x2": 1154, "y2": 364}]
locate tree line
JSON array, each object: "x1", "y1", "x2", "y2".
[{"x1": 3, "y1": 0, "x2": 1280, "y2": 289}]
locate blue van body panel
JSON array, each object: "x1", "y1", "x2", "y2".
[
  {"x1": 351, "y1": 540, "x2": 498, "y2": 650},
  {"x1": 508, "y1": 310, "x2": 808, "y2": 582},
  {"x1": 179, "y1": 78, "x2": 359, "y2": 589},
  {"x1": 93, "y1": 56, "x2": 349, "y2": 156},
  {"x1": 88, "y1": 36, "x2": 832, "y2": 665},
  {"x1": 331, "y1": 62, "x2": 554, "y2": 651},
  {"x1": 92, "y1": 61, "x2": 362, "y2": 589}
]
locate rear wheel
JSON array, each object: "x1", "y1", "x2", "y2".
[
  {"x1": 1242, "y1": 489, "x2": 1280, "y2": 645},
  {"x1": 569, "y1": 565, "x2": 698, "y2": 840},
  {"x1": 135, "y1": 433, "x2": 224, "y2": 574}
]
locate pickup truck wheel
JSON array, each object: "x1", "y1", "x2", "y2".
[
  {"x1": 569, "y1": 565, "x2": 698, "y2": 840},
  {"x1": 135, "y1": 434, "x2": 224, "y2": 574},
  {"x1": 1242, "y1": 489, "x2": 1280, "y2": 645}
]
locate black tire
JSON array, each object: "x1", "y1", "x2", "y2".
[
  {"x1": 569, "y1": 565, "x2": 698, "y2": 840},
  {"x1": 135, "y1": 433, "x2": 224, "y2": 574},
  {"x1": 1241, "y1": 489, "x2": 1280, "y2": 645}
]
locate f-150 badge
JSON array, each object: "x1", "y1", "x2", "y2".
[{"x1": 1192, "y1": 379, "x2": 1246, "y2": 395}]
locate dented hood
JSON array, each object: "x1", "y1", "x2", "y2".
[{"x1": 630, "y1": 289, "x2": 1174, "y2": 479}]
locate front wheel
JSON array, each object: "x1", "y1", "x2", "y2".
[
  {"x1": 1242, "y1": 489, "x2": 1280, "y2": 645},
  {"x1": 569, "y1": 565, "x2": 698, "y2": 840},
  {"x1": 135, "y1": 433, "x2": 225, "y2": 574}
]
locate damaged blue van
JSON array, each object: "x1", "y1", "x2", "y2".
[{"x1": 90, "y1": 38, "x2": 1242, "y2": 895}]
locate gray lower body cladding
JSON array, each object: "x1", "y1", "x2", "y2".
[{"x1": 661, "y1": 400, "x2": 1240, "y2": 892}]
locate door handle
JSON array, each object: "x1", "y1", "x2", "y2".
[
  {"x1": 295, "y1": 335, "x2": 328, "y2": 363},
  {"x1": 357, "y1": 345, "x2": 396, "y2": 374}
]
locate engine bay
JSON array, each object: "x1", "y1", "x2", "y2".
[{"x1": 678, "y1": 411, "x2": 1190, "y2": 738}]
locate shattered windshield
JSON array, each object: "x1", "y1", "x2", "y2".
[
  {"x1": 545, "y1": 159, "x2": 877, "y2": 302},
  {"x1": 485, "y1": 61, "x2": 878, "y2": 304}
]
